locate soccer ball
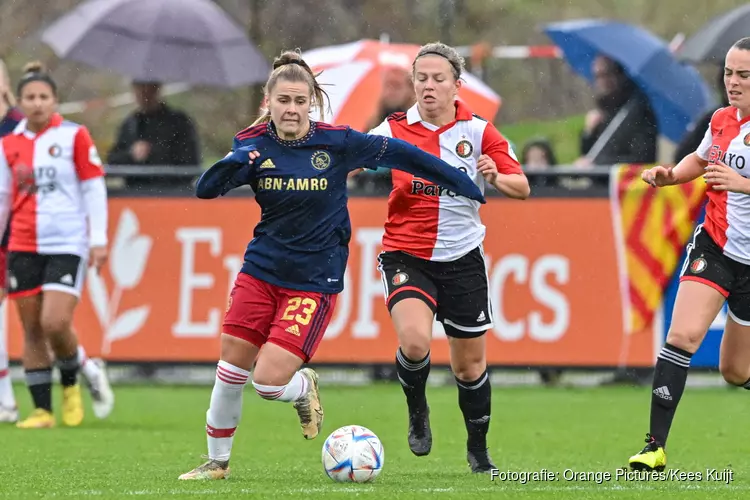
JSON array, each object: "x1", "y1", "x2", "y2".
[{"x1": 321, "y1": 425, "x2": 384, "y2": 483}]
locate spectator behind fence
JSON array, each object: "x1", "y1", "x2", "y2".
[
  {"x1": 353, "y1": 67, "x2": 416, "y2": 193},
  {"x1": 107, "y1": 81, "x2": 200, "y2": 188},
  {"x1": 366, "y1": 66, "x2": 416, "y2": 131},
  {"x1": 522, "y1": 138, "x2": 561, "y2": 188},
  {"x1": 522, "y1": 138, "x2": 557, "y2": 169},
  {"x1": 577, "y1": 55, "x2": 658, "y2": 166},
  {"x1": 0, "y1": 60, "x2": 23, "y2": 137}
]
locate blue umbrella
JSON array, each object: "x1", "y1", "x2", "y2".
[{"x1": 544, "y1": 19, "x2": 714, "y2": 143}]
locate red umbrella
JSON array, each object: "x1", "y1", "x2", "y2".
[{"x1": 303, "y1": 40, "x2": 502, "y2": 131}]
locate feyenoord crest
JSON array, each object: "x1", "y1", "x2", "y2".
[
  {"x1": 744, "y1": 133, "x2": 750, "y2": 147},
  {"x1": 455, "y1": 140, "x2": 473, "y2": 158},
  {"x1": 690, "y1": 257, "x2": 707, "y2": 274},
  {"x1": 48, "y1": 144, "x2": 62, "y2": 157},
  {"x1": 392, "y1": 272, "x2": 409, "y2": 286}
]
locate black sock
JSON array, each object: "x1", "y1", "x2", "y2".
[
  {"x1": 25, "y1": 368, "x2": 52, "y2": 412},
  {"x1": 742, "y1": 377, "x2": 750, "y2": 390},
  {"x1": 395, "y1": 347, "x2": 430, "y2": 413},
  {"x1": 650, "y1": 343, "x2": 692, "y2": 446},
  {"x1": 58, "y1": 355, "x2": 79, "y2": 387},
  {"x1": 456, "y1": 370, "x2": 491, "y2": 450}
]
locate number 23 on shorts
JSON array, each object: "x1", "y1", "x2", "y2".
[{"x1": 281, "y1": 296, "x2": 318, "y2": 325}]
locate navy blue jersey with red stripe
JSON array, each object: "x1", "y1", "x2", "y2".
[{"x1": 196, "y1": 120, "x2": 484, "y2": 294}]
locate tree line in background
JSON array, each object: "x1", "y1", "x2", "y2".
[{"x1": 0, "y1": 0, "x2": 743, "y2": 162}]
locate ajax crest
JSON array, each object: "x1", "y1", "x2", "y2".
[{"x1": 311, "y1": 150, "x2": 331, "y2": 171}]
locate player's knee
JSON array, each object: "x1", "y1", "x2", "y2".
[
  {"x1": 665, "y1": 329, "x2": 703, "y2": 352},
  {"x1": 251, "y1": 378, "x2": 287, "y2": 400},
  {"x1": 220, "y1": 333, "x2": 259, "y2": 369},
  {"x1": 399, "y1": 333, "x2": 430, "y2": 362},
  {"x1": 449, "y1": 338, "x2": 486, "y2": 381},
  {"x1": 719, "y1": 361, "x2": 749, "y2": 386},
  {"x1": 22, "y1": 323, "x2": 44, "y2": 343},
  {"x1": 40, "y1": 316, "x2": 71, "y2": 338},
  {"x1": 452, "y1": 357, "x2": 486, "y2": 382},
  {"x1": 395, "y1": 318, "x2": 431, "y2": 361},
  {"x1": 252, "y1": 373, "x2": 289, "y2": 388},
  {"x1": 251, "y1": 364, "x2": 292, "y2": 389}
]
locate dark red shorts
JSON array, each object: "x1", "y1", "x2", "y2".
[{"x1": 223, "y1": 272, "x2": 337, "y2": 362}]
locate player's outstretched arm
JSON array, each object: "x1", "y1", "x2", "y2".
[
  {"x1": 345, "y1": 129, "x2": 486, "y2": 204},
  {"x1": 671, "y1": 153, "x2": 709, "y2": 184},
  {"x1": 642, "y1": 153, "x2": 707, "y2": 188},
  {"x1": 645, "y1": 117, "x2": 712, "y2": 188},
  {"x1": 195, "y1": 146, "x2": 257, "y2": 199}
]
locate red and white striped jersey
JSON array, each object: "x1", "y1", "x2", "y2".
[
  {"x1": 0, "y1": 113, "x2": 107, "y2": 257},
  {"x1": 697, "y1": 106, "x2": 750, "y2": 265},
  {"x1": 369, "y1": 101, "x2": 522, "y2": 261}
]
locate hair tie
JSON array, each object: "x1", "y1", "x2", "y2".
[
  {"x1": 416, "y1": 51, "x2": 461, "y2": 76},
  {"x1": 276, "y1": 59, "x2": 307, "y2": 70}
]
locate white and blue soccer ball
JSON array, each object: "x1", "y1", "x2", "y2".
[{"x1": 322, "y1": 425, "x2": 384, "y2": 483}]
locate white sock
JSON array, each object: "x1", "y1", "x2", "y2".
[
  {"x1": 0, "y1": 370, "x2": 14, "y2": 408},
  {"x1": 206, "y1": 360, "x2": 249, "y2": 462},
  {"x1": 0, "y1": 324, "x2": 15, "y2": 408},
  {"x1": 252, "y1": 371, "x2": 309, "y2": 402},
  {"x1": 77, "y1": 345, "x2": 101, "y2": 382}
]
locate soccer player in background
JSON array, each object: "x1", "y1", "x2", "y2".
[
  {"x1": 0, "y1": 60, "x2": 114, "y2": 425},
  {"x1": 178, "y1": 49, "x2": 486, "y2": 481},
  {"x1": 0, "y1": 57, "x2": 23, "y2": 423},
  {"x1": 0, "y1": 61, "x2": 112, "y2": 428},
  {"x1": 363, "y1": 42, "x2": 530, "y2": 473},
  {"x1": 630, "y1": 37, "x2": 750, "y2": 471}
]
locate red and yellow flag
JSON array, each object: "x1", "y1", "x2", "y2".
[{"x1": 611, "y1": 165, "x2": 706, "y2": 334}]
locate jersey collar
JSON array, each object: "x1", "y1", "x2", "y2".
[
  {"x1": 13, "y1": 113, "x2": 63, "y2": 138},
  {"x1": 406, "y1": 100, "x2": 473, "y2": 126},
  {"x1": 266, "y1": 119, "x2": 317, "y2": 146},
  {"x1": 735, "y1": 108, "x2": 750, "y2": 126}
]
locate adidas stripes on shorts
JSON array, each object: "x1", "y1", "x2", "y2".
[
  {"x1": 378, "y1": 246, "x2": 494, "y2": 339},
  {"x1": 7, "y1": 252, "x2": 87, "y2": 299},
  {"x1": 222, "y1": 272, "x2": 337, "y2": 362}
]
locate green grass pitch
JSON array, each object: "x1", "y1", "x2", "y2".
[{"x1": 0, "y1": 382, "x2": 747, "y2": 499}]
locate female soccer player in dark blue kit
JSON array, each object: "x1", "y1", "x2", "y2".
[{"x1": 179, "y1": 50, "x2": 485, "y2": 481}]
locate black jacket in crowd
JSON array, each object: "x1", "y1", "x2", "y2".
[{"x1": 107, "y1": 103, "x2": 200, "y2": 166}]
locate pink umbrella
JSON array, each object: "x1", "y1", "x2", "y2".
[{"x1": 303, "y1": 40, "x2": 502, "y2": 131}]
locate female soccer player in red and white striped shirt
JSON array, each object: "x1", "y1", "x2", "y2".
[
  {"x1": 0, "y1": 63, "x2": 114, "y2": 426},
  {"x1": 0, "y1": 61, "x2": 113, "y2": 429},
  {"x1": 630, "y1": 37, "x2": 750, "y2": 472},
  {"x1": 365, "y1": 42, "x2": 530, "y2": 473}
]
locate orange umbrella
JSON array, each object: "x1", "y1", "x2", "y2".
[{"x1": 303, "y1": 40, "x2": 502, "y2": 131}]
